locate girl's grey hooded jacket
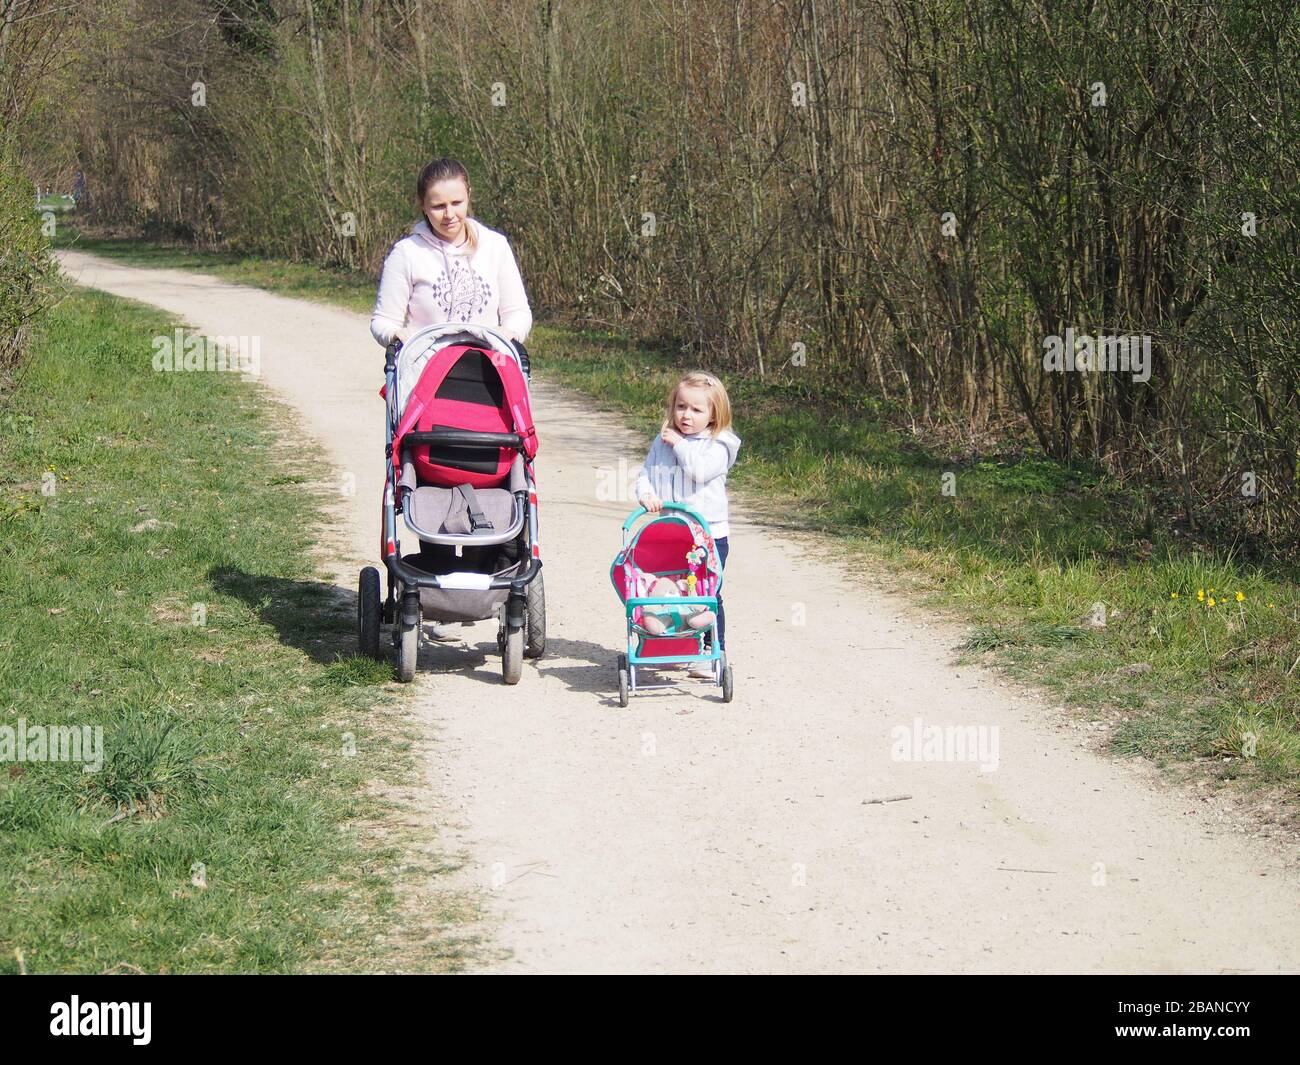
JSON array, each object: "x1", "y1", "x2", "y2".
[{"x1": 633, "y1": 428, "x2": 742, "y2": 538}]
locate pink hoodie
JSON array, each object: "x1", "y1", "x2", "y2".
[{"x1": 370, "y1": 218, "x2": 532, "y2": 346}]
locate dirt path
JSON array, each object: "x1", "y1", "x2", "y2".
[{"x1": 57, "y1": 249, "x2": 1298, "y2": 974}]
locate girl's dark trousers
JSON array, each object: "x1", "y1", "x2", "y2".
[{"x1": 712, "y1": 536, "x2": 729, "y2": 650}]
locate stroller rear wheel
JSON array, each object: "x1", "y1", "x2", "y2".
[
  {"x1": 358, "y1": 567, "x2": 383, "y2": 660},
  {"x1": 721, "y1": 655, "x2": 734, "y2": 703}
]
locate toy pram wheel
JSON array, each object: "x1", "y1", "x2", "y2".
[
  {"x1": 358, "y1": 567, "x2": 383, "y2": 660},
  {"x1": 617, "y1": 654, "x2": 629, "y2": 707},
  {"x1": 525, "y1": 572, "x2": 546, "y2": 659},
  {"x1": 396, "y1": 622, "x2": 418, "y2": 683},
  {"x1": 720, "y1": 655, "x2": 734, "y2": 703},
  {"x1": 502, "y1": 626, "x2": 523, "y2": 685}
]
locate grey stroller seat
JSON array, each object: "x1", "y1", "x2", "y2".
[{"x1": 400, "y1": 452, "x2": 527, "y2": 544}]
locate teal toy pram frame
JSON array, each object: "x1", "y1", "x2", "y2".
[{"x1": 610, "y1": 502, "x2": 735, "y2": 705}]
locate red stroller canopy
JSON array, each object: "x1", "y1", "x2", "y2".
[{"x1": 393, "y1": 343, "x2": 537, "y2": 489}]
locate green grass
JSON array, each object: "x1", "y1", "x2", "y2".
[
  {"x1": 0, "y1": 289, "x2": 477, "y2": 973},
  {"x1": 48, "y1": 227, "x2": 1300, "y2": 813}
]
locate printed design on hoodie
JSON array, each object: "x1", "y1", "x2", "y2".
[{"x1": 433, "y1": 259, "x2": 492, "y2": 320}]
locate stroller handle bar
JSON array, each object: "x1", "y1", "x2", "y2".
[
  {"x1": 385, "y1": 322, "x2": 524, "y2": 369},
  {"x1": 403, "y1": 428, "x2": 525, "y2": 450}
]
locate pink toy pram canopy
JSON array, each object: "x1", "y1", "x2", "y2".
[{"x1": 611, "y1": 509, "x2": 722, "y2": 606}]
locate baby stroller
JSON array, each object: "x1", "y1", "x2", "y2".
[
  {"x1": 610, "y1": 503, "x2": 734, "y2": 705},
  {"x1": 356, "y1": 322, "x2": 544, "y2": 684}
]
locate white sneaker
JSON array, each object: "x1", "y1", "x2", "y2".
[
  {"x1": 425, "y1": 622, "x2": 457, "y2": 642},
  {"x1": 689, "y1": 662, "x2": 717, "y2": 680}
]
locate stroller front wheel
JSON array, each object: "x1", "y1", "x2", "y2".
[
  {"x1": 502, "y1": 626, "x2": 523, "y2": 685},
  {"x1": 396, "y1": 623, "x2": 419, "y2": 682},
  {"x1": 525, "y1": 571, "x2": 546, "y2": 659}
]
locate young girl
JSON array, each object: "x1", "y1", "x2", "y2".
[{"x1": 635, "y1": 372, "x2": 741, "y2": 673}]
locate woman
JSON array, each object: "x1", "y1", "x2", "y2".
[
  {"x1": 371, "y1": 157, "x2": 532, "y2": 360},
  {"x1": 373, "y1": 158, "x2": 533, "y2": 639}
]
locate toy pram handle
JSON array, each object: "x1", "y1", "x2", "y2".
[
  {"x1": 620, "y1": 501, "x2": 713, "y2": 545},
  {"x1": 622, "y1": 501, "x2": 710, "y2": 529}
]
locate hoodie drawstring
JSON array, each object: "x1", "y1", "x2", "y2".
[{"x1": 420, "y1": 218, "x2": 470, "y2": 319}]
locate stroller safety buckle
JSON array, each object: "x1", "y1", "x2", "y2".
[{"x1": 457, "y1": 483, "x2": 494, "y2": 532}]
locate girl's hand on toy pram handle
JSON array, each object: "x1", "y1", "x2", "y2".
[{"x1": 638, "y1": 492, "x2": 663, "y2": 513}]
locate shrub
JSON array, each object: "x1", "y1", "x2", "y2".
[{"x1": 0, "y1": 149, "x2": 59, "y2": 379}]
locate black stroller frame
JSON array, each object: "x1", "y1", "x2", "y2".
[{"x1": 356, "y1": 323, "x2": 544, "y2": 684}]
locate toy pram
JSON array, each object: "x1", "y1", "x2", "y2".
[
  {"x1": 356, "y1": 321, "x2": 544, "y2": 684},
  {"x1": 610, "y1": 503, "x2": 734, "y2": 705}
]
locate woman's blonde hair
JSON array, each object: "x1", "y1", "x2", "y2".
[
  {"x1": 665, "y1": 371, "x2": 733, "y2": 435},
  {"x1": 415, "y1": 157, "x2": 479, "y2": 254}
]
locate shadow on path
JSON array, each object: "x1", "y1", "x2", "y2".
[{"x1": 209, "y1": 565, "x2": 357, "y2": 665}]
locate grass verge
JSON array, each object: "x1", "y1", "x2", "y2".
[
  {"x1": 0, "y1": 288, "x2": 476, "y2": 972},
  {"x1": 49, "y1": 222, "x2": 1300, "y2": 819}
]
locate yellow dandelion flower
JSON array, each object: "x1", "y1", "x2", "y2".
[
  {"x1": 1170, "y1": 592, "x2": 1179, "y2": 599},
  {"x1": 1197, "y1": 589, "x2": 1205, "y2": 601},
  {"x1": 1207, "y1": 597, "x2": 1216, "y2": 607},
  {"x1": 1235, "y1": 591, "x2": 1245, "y2": 602}
]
